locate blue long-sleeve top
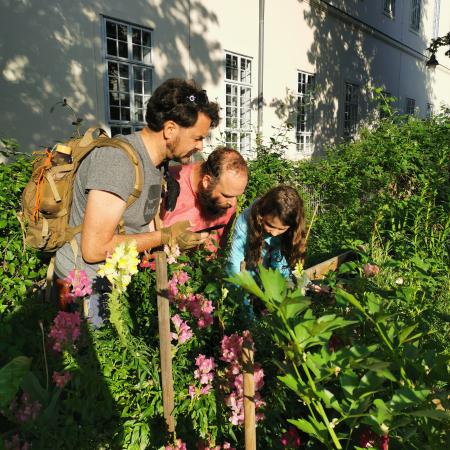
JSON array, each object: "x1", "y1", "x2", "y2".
[{"x1": 226, "y1": 204, "x2": 291, "y2": 278}]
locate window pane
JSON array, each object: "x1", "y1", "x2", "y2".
[
  {"x1": 142, "y1": 31, "x2": 151, "y2": 47},
  {"x1": 106, "y1": 21, "x2": 117, "y2": 38},
  {"x1": 107, "y1": 38, "x2": 117, "y2": 56},
  {"x1": 132, "y1": 28, "x2": 141, "y2": 45},
  {"x1": 133, "y1": 44, "x2": 142, "y2": 61},
  {"x1": 119, "y1": 64, "x2": 129, "y2": 78},
  {"x1": 118, "y1": 24, "x2": 127, "y2": 42},
  {"x1": 122, "y1": 108, "x2": 130, "y2": 121},
  {"x1": 110, "y1": 107, "x2": 120, "y2": 120},
  {"x1": 118, "y1": 41, "x2": 128, "y2": 58}
]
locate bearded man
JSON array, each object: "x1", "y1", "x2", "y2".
[{"x1": 160, "y1": 147, "x2": 248, "y2": 251}]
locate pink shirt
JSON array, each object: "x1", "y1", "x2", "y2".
[{"x1": 161, "y1": 164, "x2": 236, "y2": 251}]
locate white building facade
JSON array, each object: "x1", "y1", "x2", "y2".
[{"x1": 1, "y1": 0, "x2": 449, "y2": 159}]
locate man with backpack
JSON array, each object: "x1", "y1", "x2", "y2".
[{"x1": 53, "y1": 78, "x2": 220, "y2": 325}]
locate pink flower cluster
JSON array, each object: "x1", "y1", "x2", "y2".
[
  {"x1": 65, "y1": 269, "x2": 92, "y2": 297},
  {"x1": 185, "y1": 293, "x2": 214, "y2": 328},
  {"x1": 169, "y1": 271, "x2": 214, "y2": 328},
  {"x1": 189, "y1": 354, "x2": 216, "y2": 398},
  {"x1": 165, "y1": 438, "x2": 187, "y2": 450},
  {"x1": 197, "y1": 441, "x2": 235, "y2": 450},
  {"x1": 4, "y1": 434, "x2": 30, "y2": 450},
  {"x1": 281, "y1": 426, "x2": 301, "y2": 448},
  {"x1": 164, "y1": 244, "x2": 181, "y2": 264},
  {"x1": 220, "y1": 332, "x2": 265, "y2": 426},
  {"x1": 168, "y1": 271, "x2": 190, "y2": 299},
  {"x1": 140, "y1": 252, "x2": 156, "y2": 270},
  {"x1": 52, "y1": 370, "x2": 72, "y2": 388},
  {"x1": 171, "y1": 314, "x2": 193, "y2": 344},
  {"x1": 48, "y1": 311, "x2": 81, "y2": 352},
  {"x1": 9, "y1": 392, "x2": 41, "y2": 424}
]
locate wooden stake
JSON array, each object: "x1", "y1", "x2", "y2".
[
  {"x1": 155, "y1": 251, "x2": 175, "y2": 433},
  {"x1": 242, "y1": 337, "x2": 256, "y2": 450}
]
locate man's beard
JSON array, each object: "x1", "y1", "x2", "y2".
[{"x1": 197, "y1": 182, "x2": 230, "y2": 220}]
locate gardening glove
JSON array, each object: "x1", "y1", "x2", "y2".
[{"x1": 160, "y1": 220, "x2": 206, "y2": 251}]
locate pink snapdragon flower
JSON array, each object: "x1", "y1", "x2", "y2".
[
  {"x1": 48, "y1": 311, "x2": 81, "y2": 352},
  {"x1": 52, "y1": 371, "x2": 72, "y2": 388},
  {"x1": 220, "y1": 333, "x2": 244, "y2": 363},
  {"x1": 9, "y1": 392, "x2": 41, "y2": 424},
  {"x1": 197, "y1": 441, "x2": 235, "y2": 450},
  {"x1": 194, "y1": 354, "x2": 216, "y2": 385},
  {"x1": 164, "y1": 244, "x2": 181, "y2": 264},
  {"x1": 65, "y1": 269, "x2": 92, "y2": 298},
  {"x1": 281, "y1": 426, "x2": 301, "y2": 448},
  {"x1": 221, "y1": 332, "x2": 265, "y2": 426},
  {"x1": 165, "y1": 438, "x2": 187, "y2": 450},
  {"x1": 187, "y1": 293, "x2": 214, "y2": 328},
  {"x1": 168, "y1": 271, "x2": 190, "y2": 300},
  {"x1": 171, "y1": 314, "x2": 193, "y2": 344}
]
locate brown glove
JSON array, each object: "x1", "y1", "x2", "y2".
[{"x1": 160, "y1": 220, "x2": 205, "y2": 251}]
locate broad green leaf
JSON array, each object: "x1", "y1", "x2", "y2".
[
  {"x1": 20, "y1": 371, "x2": 49, "y2": 405},
  {"x1": 225, "y1": 271, "x2": 266, "y2": 300},
  {"x1": 340, "y1": 370, "x2": 359, "y2": 397},
  {"x1": 288, "y1": 418, "x2": 326, "y2": 443},
  {"x1": 278, "y1": 373, "x2": 306, "y2": 394},
  {"x1": 257, "y1": 265, "x2": 286, "y2": 303},
  {"x1": 317, "y1": 388, "x2": 343, "y2": 414},
  {"x1": 281, "y1": 297, "x2": 310, "y2": 320},
  {"x1": 0, "y1": 356, "x2": 31, "y2": 408},
  {"x1": 366, "y1": 292, "x2": 382, "y2": 314},
  {"x1": 390, "y1": 388, "x2": 430, "y2": 411},
  {"x1": 373, "y1": 398, "x2": 393, "y2": 424}
]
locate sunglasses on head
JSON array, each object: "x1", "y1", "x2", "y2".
[{"x1": 185, "y1": 89, "x2": 209, "y2": 106}]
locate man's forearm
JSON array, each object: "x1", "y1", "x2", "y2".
[{"x1": 81, "y1": 229, "x2": 164, "y2": 263}]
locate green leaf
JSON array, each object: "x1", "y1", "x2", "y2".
[
  {"x1": 390, "y1": 388, "x2": 430, "y2": 411},
  {"x1": 373, "y1": 398, "x2": 393, "y2": 424},
  {"x1": 409, "y1": 409, "x2": 450, "y2": 421},
  {"x1": 340, "y1": 370, "x2": 359, "y2": 397},
  {"x1": 281, "y1": 297, "x2": 310, "y2": 320},
  {"x1": 317, "y1": 388, "x2": 343, "y2": 414},
  {"x1": 335, "y1": 288, "x2": 366, "y2": 315},
  {"x1": 225, "y1": 271, "x2": 266, "y2": 301},
  {"x1": 398, "y1": 324, "x2": 419, "y2": 345},
  {"x1": 257, "y1": 264, "x2": 286, "y2": 303},
  {"x1": 288, "y1": 418, "x2": 326, "y2": 443},
  {"x1": 0, "y1": 356, "x2": 31, "y2": 408},
  {"x1": 366, "y1": 292, "x2": 382, "y2": 314}
]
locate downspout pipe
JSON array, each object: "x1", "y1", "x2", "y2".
[{"x1": 257, "y1": 0, "x2": 265, "y2": 134}]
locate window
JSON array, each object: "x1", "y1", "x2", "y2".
[
  {"x1": 410, "y1": 0, "x2": 421, "y2": 31},
  {"x1": 103, "y1": 18, "x2": 153, "y2": 136},
  {"x1": 343, "y1": 83, "x2": 359, "y2": 139},
  {"x1": 296, "y1": 71, "x2": 315, "y2": 156},
  {"x1": 432, "y1": 0, "x2": 440, "y2": 39},
  {"x1": 383, "y1": 0, "x2": 395, "y2": 18},
  {"x1": 406, "y1": 97, "x2": 416, "y2": 115},
  {"x1": 224, "y1": 52, "x2": 252, "y2": 156},
  {"x1": 426, "y1": 102, "x2": 434, "y2": 118}
]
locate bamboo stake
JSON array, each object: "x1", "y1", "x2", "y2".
[
  {"x1": 155, "y1": 251, "x2": 175, "y2": 433},
  {"x1": 242, "y1": 337, "x2": 256, "y2": 450}
]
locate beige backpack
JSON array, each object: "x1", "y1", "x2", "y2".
[{"x1": 17, "y1": 127, "x2": 143, "y2": 253}]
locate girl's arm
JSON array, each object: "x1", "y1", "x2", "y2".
[
  {"x1": 226, "y1": 210, "x2": 249, "y2": 276},
  {"x1": 268, "y1": 239, "x2": 292, "y2": 278}
]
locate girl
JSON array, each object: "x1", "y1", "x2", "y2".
[{"x1": 227, "y1": 185, "x2": 306, "y2": 279}]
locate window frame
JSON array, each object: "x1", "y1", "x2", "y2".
[
  {"x1": 224, "y1": 51, "x2": 253, "y2": 156},
  {"x1": 343, "y1": 82, "x2": 359, "y2": 139},
  {"x1": 405, "y1": 97, "x2": 416, "y2": 115},
  {"x1": 296, "y1": 70, "x2": 316, "y2": 157},
  {"x1": 383, "y1": 0, "x2": 396, "y2": 18},
  {"x1": 102, "y1": 16, "x2": 154, "y2": 136},
  {"x1": 410, "y1": 0, "x2": 421, "y2": 31}
]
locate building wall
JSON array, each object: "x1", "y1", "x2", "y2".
[{"x1": 1, "y1": 0, "x2": 449, "y2": 158}]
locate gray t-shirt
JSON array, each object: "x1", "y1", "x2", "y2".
[{"x1": 55, "y1": 133, "x2": 162, "y2": 280}]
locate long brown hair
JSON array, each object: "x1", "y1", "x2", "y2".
[{"x1": 245, "y1": 186, "x2": 306, "y2": 270}]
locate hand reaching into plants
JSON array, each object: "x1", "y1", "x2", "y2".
[{"x1": 161, "y1": 220, "x2": 208, "y2": 250}]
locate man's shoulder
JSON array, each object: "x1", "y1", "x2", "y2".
[{"x1": 169, "y1": 161, "x2": 201, "y2": 180}]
